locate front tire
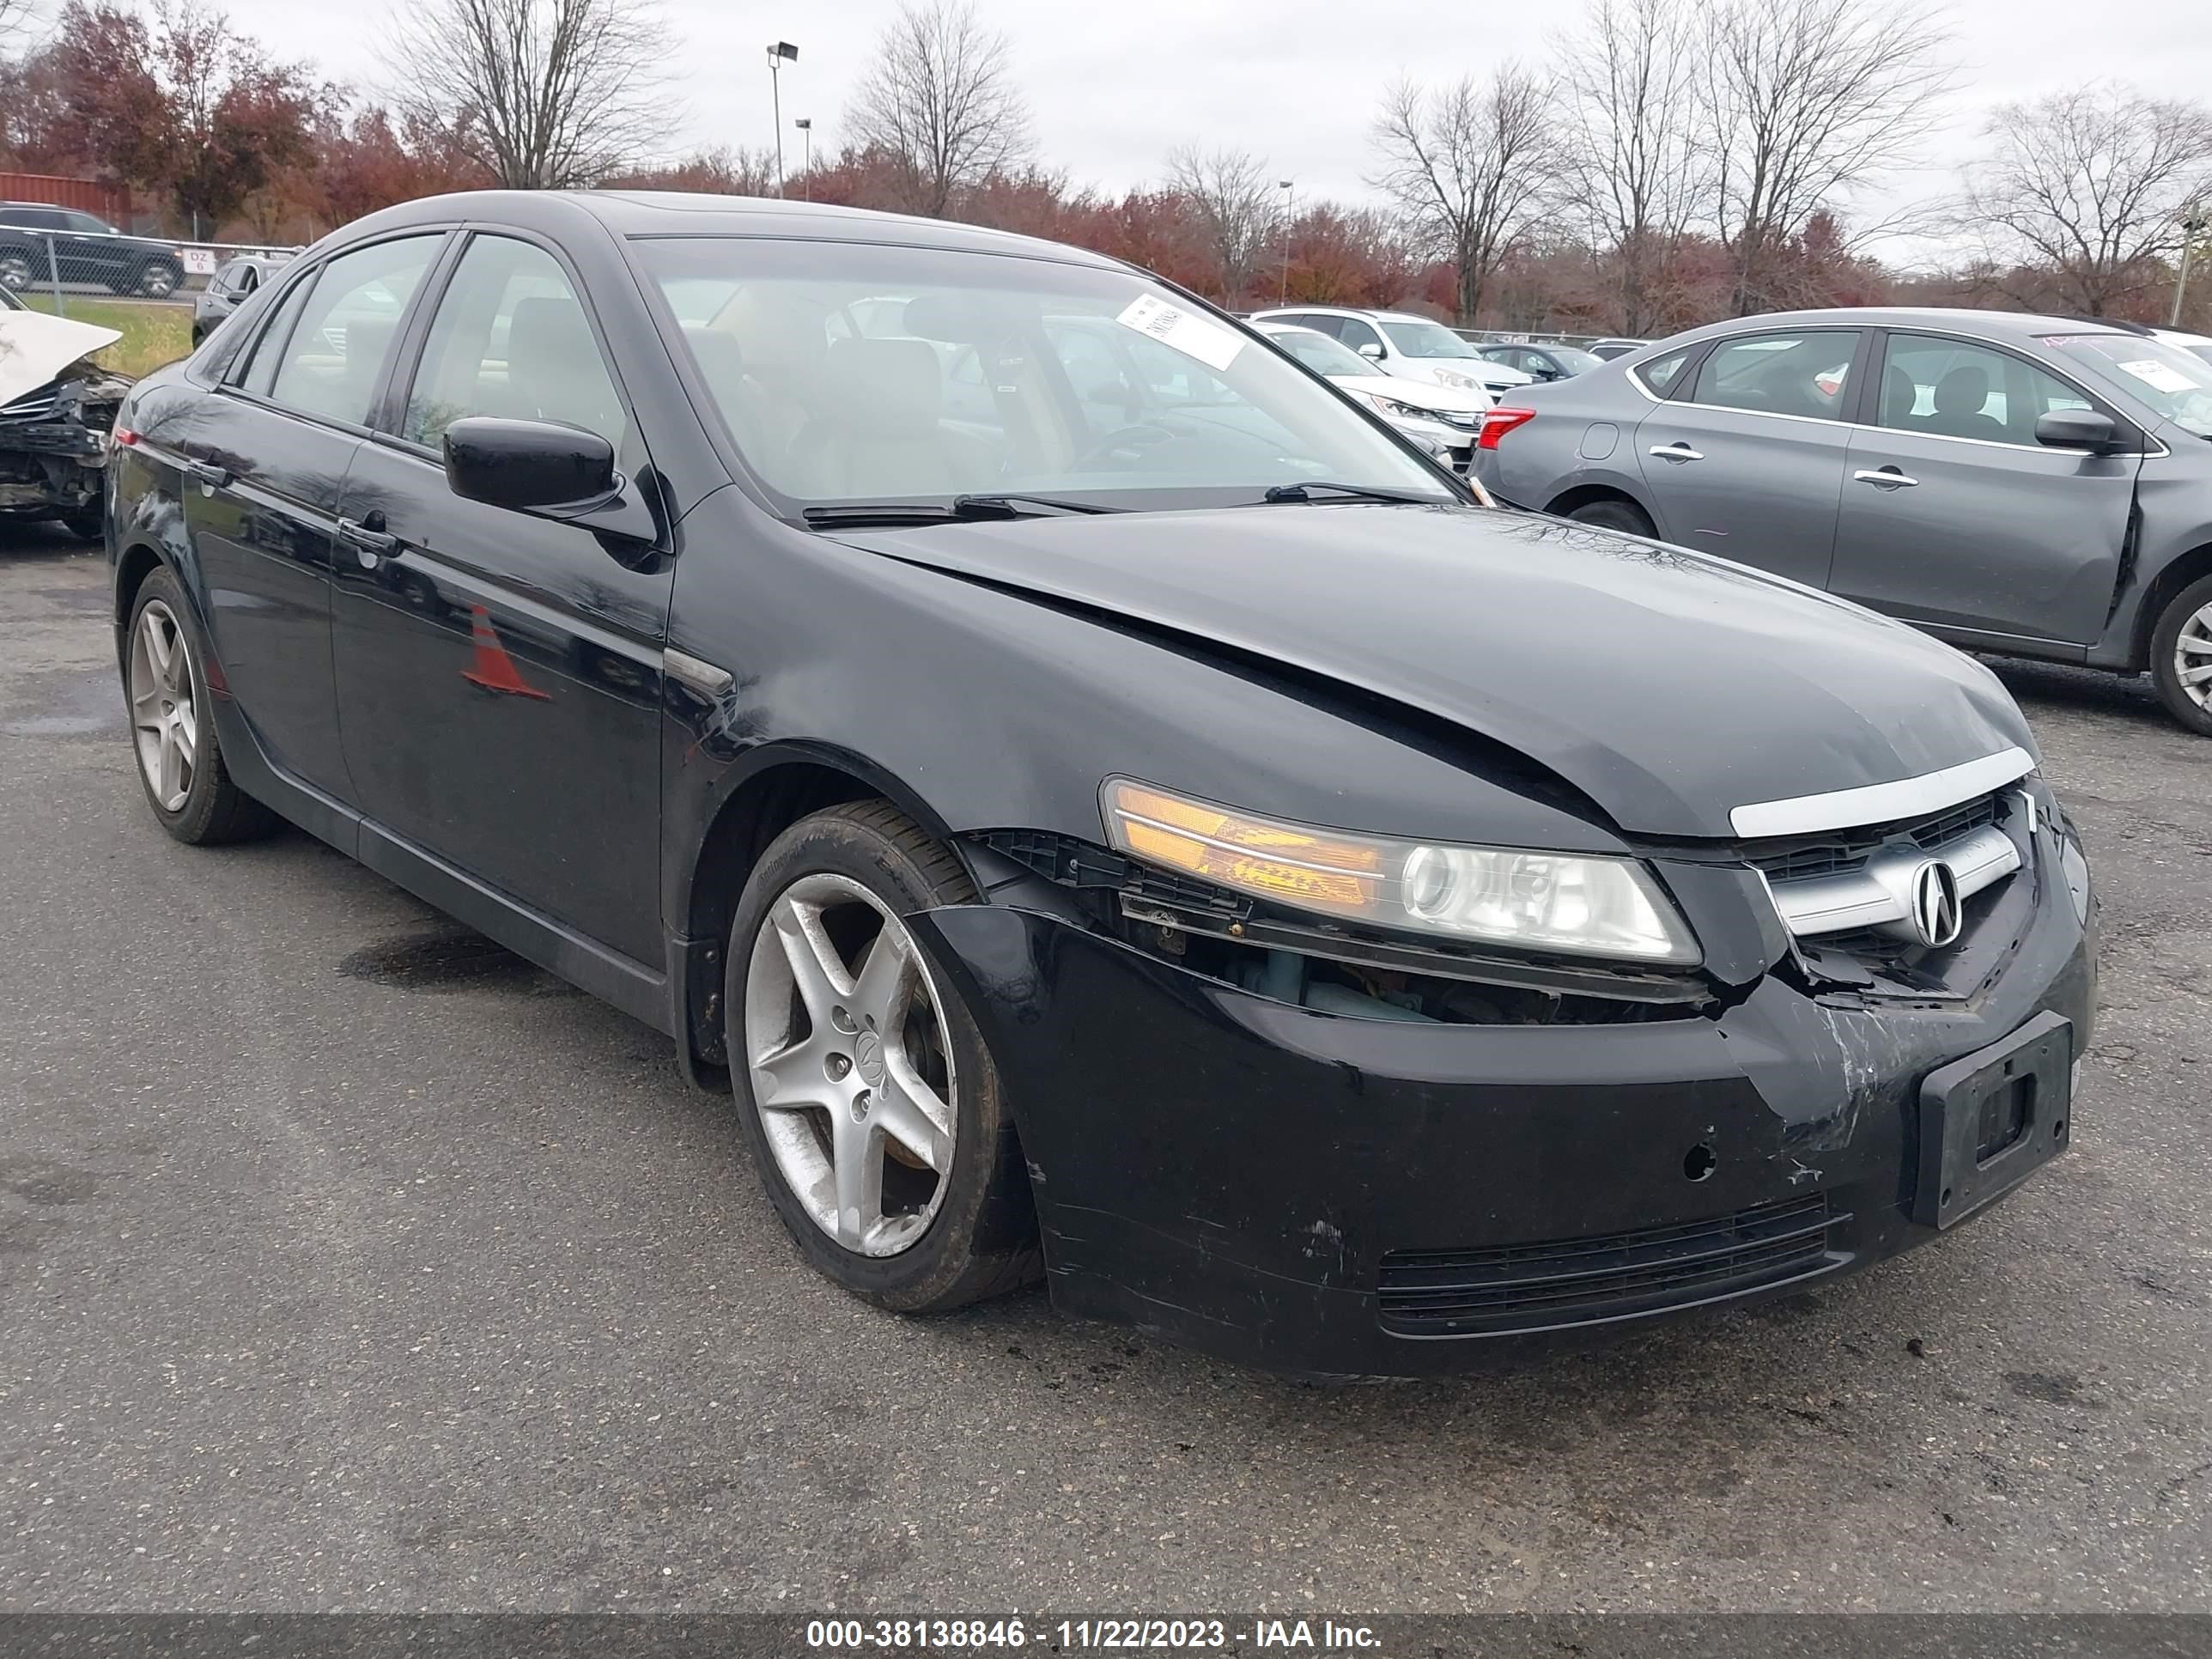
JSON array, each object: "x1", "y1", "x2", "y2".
[
  {"x1": 2150, "y1": 574, "x2": 2212, "y2": 737},
  {"x1": 125, "y1": 566, "x2": 279, "y2": 843},
  {"x1": 726, "y1": 801, "x2": 1039, "y2": 1312},
  {"x1": 1564, "y1": 496, "x2": 1656, "y2": 538},
  {"x1": 63, "y1": 504, "x2": 103, "y2": 542}
]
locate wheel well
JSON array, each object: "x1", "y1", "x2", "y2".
[
  {"x1": 1543, "y1": 483, "x2": 1649, "y2": 523},
  {"x1": 2130, "y1": 542, "x2": 2212, "y2": 668},
  {"x1": 113, "y1": 541, "x2": 164, "y2": 634},
  {"x1": 684, "y1": 761, "x2": 880, "y2": 959}
]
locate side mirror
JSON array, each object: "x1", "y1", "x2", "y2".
[
  {"x1": 2034, "y1": 408, "x2": 2121, "y2": 453},
  {"x1": 445, "y1": 416, "x2": 617, "y2": 512},
  {"x1": 1357, "y1": 341, "x2": 1384, "y2": 360}
]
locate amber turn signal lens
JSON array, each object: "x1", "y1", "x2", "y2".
[{"x1": 1105, "y1": 781, "x2": 1381, "y2": 916}]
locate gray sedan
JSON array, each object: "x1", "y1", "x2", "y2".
[{"x1": 1474, "y1": 307, "x2": 2212, "y2": 734}]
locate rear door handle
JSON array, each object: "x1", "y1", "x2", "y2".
[
  {"x1": 1649, "y1": 442, "x2": 1704, "y2": 463},
  {"x1": 337, "y1": 515, "x2": 398, "y2": 566},
  {"x1": 185, "y1": 460, "x2": 230, "y2": 491},
  {"x1": 1853, "y1": 467, "x2": 1919, "y2": 489}
]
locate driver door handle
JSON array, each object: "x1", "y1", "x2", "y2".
[
  {"x1": 185, "y1": 459, "x2": 231, "y2": 490},
  {"x1": 337, "y1": 514, "x2": 398, "y2": 566},
  {"x1": 1854, "y1": 466, "x2": 1919, "y2": 489},
  {"x1": 1649, "y1": 442, "x2": 1704, "y2": 463}
]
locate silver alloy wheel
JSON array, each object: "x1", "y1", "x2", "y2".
[
  {"x1": 139, "y1": 263, "x2": 178, "y2": 297},
  {"x1": 0, "y1": 255, "x2": 28, "y2": 291},
  {"x1": 129, "y1": 599, "x2": 198, "y2": 812},
  {"x1": 743, "y1": 872, "x2": 959, "y2": 1257},
  {"x1": 2177, "y1": 601, "x2": 2212, "y2": 713}
]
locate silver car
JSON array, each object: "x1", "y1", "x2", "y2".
[
  {"x1": 191, "y1": 253, "x2": 292, "y2": 346},
  {"x1": 1474, "y1": 307, "x2": 2212, "y2": 735}
]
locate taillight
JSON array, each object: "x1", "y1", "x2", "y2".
[
  {"x1": 1477, "y1": 407, "x2": 1536, "y2": 451},
  {"x1": 112, "y1": 427, "x2": 139, "y2": 446}
]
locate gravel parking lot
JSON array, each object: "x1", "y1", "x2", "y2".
[{"x1": 3, "y1": 524, "x2": 2208, "y2": 1613}]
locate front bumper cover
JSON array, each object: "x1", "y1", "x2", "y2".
[{"x1": 912, "y1": 826, "x2": 2095, "y2": 1378}]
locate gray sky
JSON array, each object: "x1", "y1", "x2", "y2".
[{"x1": 222, "y1": 0, "x2": 2212, "y2": 264}]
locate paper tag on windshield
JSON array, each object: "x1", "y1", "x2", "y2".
[
  {"x1": 2118, "y1": 357, "x2": 2200, "y2": 395},
  {"x1": 1116, "y1": 294, "x2": 1243, "y2": 372}
]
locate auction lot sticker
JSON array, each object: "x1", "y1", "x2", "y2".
[{"x1": 1116, "y1": 292, "x2": 1244, "y2": 371}]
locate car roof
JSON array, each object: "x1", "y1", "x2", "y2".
[
  {"x1": 1662, "y1": 307, "x2": 2142, "y2": 347},
  {"x1": 328, "y1": 189, "x2": 1127, "y2": 271},
  {"x1": 1256, "y1": 305, "x2": 1439, "y2": 325}
]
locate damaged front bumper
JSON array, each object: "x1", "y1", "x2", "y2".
[
  {"x1": 0, "y1": 370, "x2": 125, "y2": 516},
  {"x1": 911, "y1": 814, "x2": 2096, "y2": 1379}
]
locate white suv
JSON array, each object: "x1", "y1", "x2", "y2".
[{"x1": 1249, "y1": 306, "x2": 1534, "y2": 397}]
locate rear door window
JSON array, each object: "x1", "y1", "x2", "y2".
[
  {"x1": 268, "y1": 235, "x2": 440, "y2": 428},
  {"x1": 1691, "y1": 331, "x2": 1862, "y2": 421}
]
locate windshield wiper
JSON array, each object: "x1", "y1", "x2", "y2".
[
  {"x1": 1257, "y1": 480, "x2": 1445, "y2": 506},
  {"x1": 803, "y1": 493, "x2": 1122, "y2": 529}
]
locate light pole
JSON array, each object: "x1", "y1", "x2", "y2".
[
  {"x1": 767, "y1": 41, "x2": 798, "y2": 198},
  {"x1": 794, "y1": 118, "x2": 812, "y2": 201},
  {"x1": 2174, "y1": 200, "x2": 2206, "y2": 329},
  {"x1": 1278, "y1": 179, "x2": 1293, "y2": 305}
]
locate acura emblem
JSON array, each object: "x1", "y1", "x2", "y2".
[{"x1": 1909, "y1": 860, "x2": 1963, "y2": 947}]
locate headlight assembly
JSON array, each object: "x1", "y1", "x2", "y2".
[
  {"x1": 1102, "y1": 779, "x2": 1699, "y2": 965},
  {"x1": 1366, "y1": 392, "x2": 1435, "y2": 422}
]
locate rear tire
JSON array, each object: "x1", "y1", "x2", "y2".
[
  {"x1": 63, "y1": 504, "x2": 103, "y2": 543},
  {"x1": 1564, "y1": 496, "x2": 1656, "y2": 538},
  {"x1": 726, "y1": 800, "x2": 1040, "y2": 1313},
  {"x1": 134, "y1": 258, "x2": 182, "y2": 299},
  {"x1": 125, "y1": 566, "x2": 280, "y2": 844},
  {"x1": 2149, "y1": 573, "x2": 2212, "y2": 737}
]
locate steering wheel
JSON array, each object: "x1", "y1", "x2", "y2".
[{"x1": 1075, "y1": 423, "x2": 1178, "y2": 471}]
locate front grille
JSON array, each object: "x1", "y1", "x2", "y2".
[
  {"x1": 0, "y1": 384, "x2": 62, "y2": 424},
  {"x1": 1744, "y1": 789, "x2": 2004, "y2": 883},
  {"x1": 1377, "y1": 1194, "x2": 1843, "y2": 1335}
]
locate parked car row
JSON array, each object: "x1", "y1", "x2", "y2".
[
  {"x1": 1255, "y1": 320, "x2": 1489, "y2": 471},
  {"x1": 1474, "y1": 308, "x2": 2212, "y2": 735},
  {"x1": 100, "y1": 191, "x2": 2094, "y2": 1380}
]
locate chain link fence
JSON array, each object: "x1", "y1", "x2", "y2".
[{"x1": 0, "y1": 217, "x2": 301, "y2": 314}]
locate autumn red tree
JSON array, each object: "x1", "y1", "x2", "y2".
[{"x1": 44, "y1": 0, "x2": 325, "y2": 235}]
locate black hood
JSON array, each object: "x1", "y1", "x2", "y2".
[{"x1": 834, "y1": 503, "x2": 2037, "y2": 841}]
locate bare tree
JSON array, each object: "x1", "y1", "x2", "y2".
[
  {"x1": 1702, "y1": 0, "x2": 1953, "y2": 315},
  {"x1": 1964, "y1": 85, "x2": 2212, "y2": 316},
  {"x1": 1371, "y1": 66, "x2": 1555, "y2": 325},
  {"x1": 0, "y1": 0, "x2": 34, "y2": 46},
  {"x1": 1165, "y1": 145, "x2": 1274, "y2": 303},
  {"x1": 386, "y1": 0, "x2": 670, "y2": 190},
  {"x1": 847, "y1": 0, "x2": 1030, "y2": 219},
  {"x1": 1553, "y1": 0, "x2": 1705, "y2": 337}
]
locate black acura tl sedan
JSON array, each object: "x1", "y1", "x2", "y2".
[{"x1": 104, "y1": 191, "x2": 2097, "y2": 1376}]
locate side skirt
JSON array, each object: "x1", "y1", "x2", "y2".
[{"x1": 209, "y1": 691, "x2": 672, "y2": 1036}]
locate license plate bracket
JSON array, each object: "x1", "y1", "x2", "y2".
[{"x1": 1911, "y1": 1010, "x2": 2072, "y2": 1230}]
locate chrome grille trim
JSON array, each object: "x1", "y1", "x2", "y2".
[
  {"x1": 1768, "y1": 822, "x2": 2020, "y2": 939},
  {"x1": 1729, "y1": 747, "x2": 2035, "y2": 839}
]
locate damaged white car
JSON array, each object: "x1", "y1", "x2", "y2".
[{"x1": 0, "y1": 295, "x2": 128, "y2": 540}]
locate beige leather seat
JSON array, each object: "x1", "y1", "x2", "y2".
[{"x1": 789, "y1": 337, "x2": 987, "y2": 498}]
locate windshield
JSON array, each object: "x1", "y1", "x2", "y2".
[
  {"x1": 1378, "y1": 319, "x2": 1479, "y2": 360},
  {"x1": 636, "y1": 238, "x2": 1449, "y2": 513},
  {"x1": 1264, "y1": 327, "x2": 1376, "y2": 380},
  {"x1": 2045, "y1": 334, "x2": 2212, "y2": 440}
]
